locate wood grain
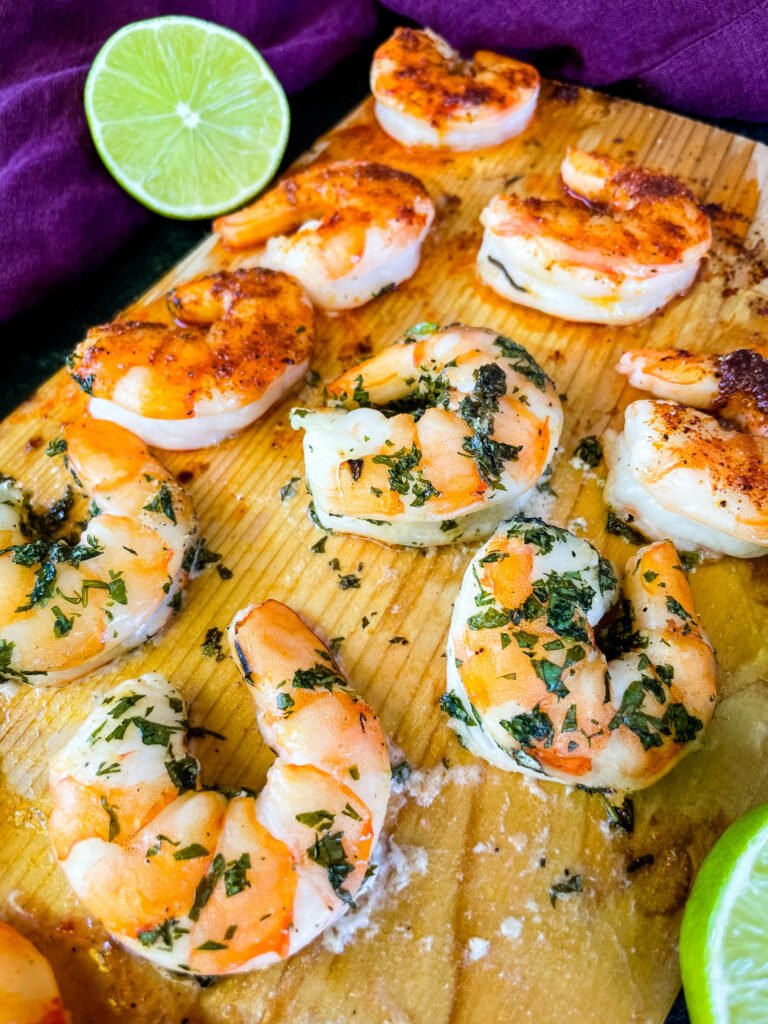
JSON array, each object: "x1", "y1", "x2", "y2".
[{"x1": 2, "y1": 81, "x2": 768, "y2": 1023}]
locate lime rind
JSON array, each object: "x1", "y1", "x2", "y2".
[
  {"x1": 680, "y1": 802, "x2": 768, "y2": 1024},
  {"x1": 84, "y1": 16, "x2": 289, "y2": 218}
]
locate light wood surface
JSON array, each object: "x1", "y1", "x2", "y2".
[{"x1": 2, "y1": 82, "x2": 768, "y2": 1023}]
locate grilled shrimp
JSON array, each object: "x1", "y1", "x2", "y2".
[
  {"x1": 607, "y1": 346, "x2": 768, "y2": 556},
  {"x1": 290, "y1": 324, "x2": 562, "y2": 546},
  {"x1": 214, "y1": 160, "x2": 435, "y2": 310},
  {"x1": 478, "y1": 148, "x2": 712, "y2": 325},
  {"x1": 442, "y1": 517, "x2": 716, "y2": 790},
  {"x1": 48, "y1": 601, "x2": 390, "y2": 974},
  {"x1": 0, "y1": 419, "x2": 196, "y2": 687},
  {"x1": 0, "y1": 923, "x2": 68, "y2": 1024},
  {"x1": 370, "y1": 27, "x2": 540, "y2": 150},
  {"x1": 605, "y1": 399, "x2": 768, "y2": 557},
  {"x1": 69, "y1": 269, "x2": 314, "y2": 450},
  {"x1": 617, "y1": 346, "x2": 768, "y2": 437}
]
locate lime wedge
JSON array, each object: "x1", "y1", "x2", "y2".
[
  {"x1": 680, "y1": 802, "x2": 768, "y2": 1023},
  {"x1": 84, "y1": 16, "x2": 289, "y2": 218}
]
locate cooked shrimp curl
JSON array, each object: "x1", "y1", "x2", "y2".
[
  {"x1": 478, "y1": 148, "x2": 712, "y2": 325},
  {"x1": 371, "y1": 27, "x2": 540, "y2": 150},
  {"x1": 442, "y1": 517, "x2": 716, "y2": 790},
  {"x1": 0, "y1": 923, "x2": 69, "y2": 1024},
  {"x1": 617, "y1": 346, "x2": 768, "y2": 437},
  {"x1": 48, "y1": 601, "x2": 390, "y2": 974},
  {"x1": 214, "y1": 160, "x2": 435, "y2": 310},
  {"x1": 0, "y1": 419, "x2": 196, "y2": 687},
  {"x1": 290, "y1": 324, "x2": 562, "y2": 546},
  {"x1": 69, "y1": 269, "x2": 314, "y2": 450},
  {"x1": 607, "y1": 346, "x2": 768, "y2": 556}
]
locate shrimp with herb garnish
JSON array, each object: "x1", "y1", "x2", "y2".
[
  {"x1": 290, "y1": 323, "x2": 562, "y2": 546},
  {"x1": 214, "y1": 160, "x2": 435, "y2": 310},
  {"x1": 371, "y1": 27, "x2": 540, "y2": 150},
  {"x1": 443, "y1": 517, "x2": 716, "y2": 790},
  {"x1": 0, "y1": 418, "x2": 196, "y2": 687},
  {"x1": 48, "y1": 601, "x2": 390, "y2": 973},
  {"x1": 0, "y1": 922, "x2": 68, "y2": 1024},
  {"x1": 478, "y1": 148, "x2": 711, "y2": 325},
  {"x1": 69, "y1": 269, "x2": 314, "y2": 450}
]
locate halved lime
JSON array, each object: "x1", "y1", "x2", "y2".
[
  {"x1": 84, "y1": 16, "x2": 289, "y2": 218},
  {"x1": 680, "y1": 802, "x2": 768, "y2": 1023}
]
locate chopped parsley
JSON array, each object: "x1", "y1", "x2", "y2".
[
  {"x1": 142, "y1": 483, "x2": 176, "y2": 524},
  {"x1": 280, "y1": 477, "x2": 301, "y2": 501},
  {"x1": 173, "y1": 843, "x2": 210, "y2": 861},
  {"x1": 467, "y1": 607, "x2": 509, "y2": 631},
  {"x1": 371, "y1": 444, "x2": 440, "y2": 507},
  {"x1": 500, "y1": 705, "x2": 554, "y2": 748},
  {"x1": 572, "y1": 435, "x2": 603, "y2": 468},
  {"x1": 201, "y1": 627, "x2": 225, "y2": 661},
  {"x1": 440, "y1": 691, "x2": 478, "y2": 727},
  {"x1": 494, "y1": 335, "x2": 551, "y2": 391},
  {"x1": 165, "y1": 754, "x2": 199, "y2": 791},
  {"x1": 292, "y1": 664, "x2": 343, "y2": 692},
  {"x1": 137, "y1": 917, "x2": 185, "y2": 950},
  {"x1": 505, "y1": 517, "x2": 570, "y2": 555},
  {"x1": 101, "y1": 797, "x2": 120, "y2": 841},
  {"x1": 307, "y1": 830, "x2": 355, "y2": 905},
  {"x1": 221, "y1": 852, "x2": 251, "y2": 897},
  {"x1": 605, "y1": 510, "x2": 645, "y2": 544},
  {"x1": 189, "y1": 854, "x2": 226, "y2": 920}
]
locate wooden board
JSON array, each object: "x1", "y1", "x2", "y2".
[{"x1": 2, "y1": 81, "x2": 768, "y2": 1024}]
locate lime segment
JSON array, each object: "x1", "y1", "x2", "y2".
[
  {"x1": 84, "y1": 16, "x2": 289, "y2": 218},
  {"x1": 680, "y1": 802, "x2": 768, "y2": 1023}
]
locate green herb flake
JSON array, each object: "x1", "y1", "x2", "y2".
[
  {"x1": 224, "y1": 853, "x2": 252, "y2": 897},
  {"x1": 189, "y1": 854, "x2": 226, "y2": 920},
  {"x1": 101, "y1": 797, "x2": 120, "y2": 842},
  {"x1": 201, "y1": 627, "x2": 225, "y2": 661},
  {"x1": 606, "y1": 510, "x2": 645, "y2": 544},
  {"x1": 143, "y1": 483, "x2": 177, "y2": 524},
  {"x1": 307, "y1": 831, "x2": 355, "y2": 905},
  {"x1": 280, "y1": 477, "x2": 301, "y2": 501},
  {"x1": 572, "y1": 435, "x2": 603, "y2": 468},
  {"x1": 296, "y1": 810, "x2": 335, "y2": 831}
]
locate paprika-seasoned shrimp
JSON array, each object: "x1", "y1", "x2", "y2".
[
  {"x1": 69, "y1": 269, "x2": 314, "y2": 450},
  {"x1": 370, "y1": 27, "x2": 540, "y2": 150},
  {"x1": 442, "y1": 517, "x2": 716, "y2": 790},
  {"x1": 0, "y1": 419, "x2": 196, "y2": 687},
  {"x1": 605, "y1": 399, "x2": 768, "y2": 557},
  {"x1": 0, "y1": 922, "x2": 69, "y2": 1024},
  {"x1": 214, "y1": 160, "x2": 435, "y2": 310},
  {"x1": 48, "y1": 601, "x2": 390, "y2": 974},
  {"x1": 290, "y1": 324, "x2": 562, "y2": 546},
  {"x1": 617, "y1": 346, "x2": 768, "y2": 437},
  {"x1": 478, "y1": 148, "x2": 712, "y2": 325}
]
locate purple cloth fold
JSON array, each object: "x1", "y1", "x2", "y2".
[
  {"x1": 389, "y1": 0, "x2": 768, "y2": 120},
  {"x1": 2, "y1": 0, "x2": 767, "y2": 324},
  {"x1": 0, "y1": 1, "x2": 378, "y2": 323}
]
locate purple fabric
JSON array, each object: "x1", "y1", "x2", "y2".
[
  {"x1": 0, "y1": 1, "x2": 378, "y2": 323},
  {"x1": 2, "y1": 1, "x2": 767, "y2": 324},
  {"x1": 388, "y1": 0, "x2": 768, "y2": 121}
]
